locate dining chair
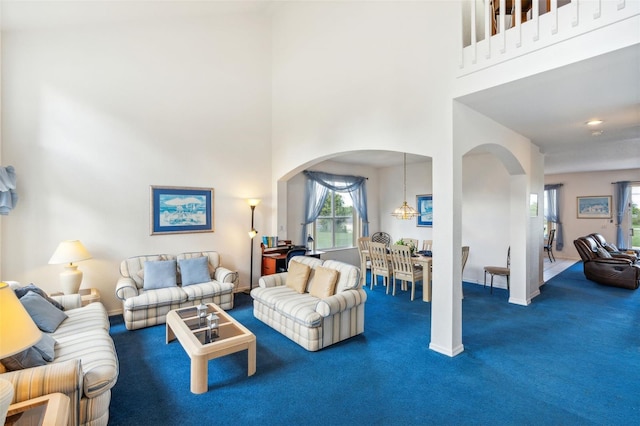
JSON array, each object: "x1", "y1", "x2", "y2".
[
  {"x1": 369, "y1": 241, "x2": 393, "y2": 291},
  {"x1": 401, "y1": 238, "x2": 419, "y2": 250},
  {"x1": 357, "y1": 236, "x2": 372, "y2": 286},
  {"x1": 543, "y1": 229, "x2": 556, "y2": 262},
  {"x1": 484, "y1": 246, "x2": 510, "y2": 294},
  {"x1": 389, "y1": 244, "x2": 423, "y2": 301},
  {"x1": 371, "y1": 231, "x2": 392, "y2": 247},
  {"x1": 422, "y1": 240, "x2": 433, "y2": 251}
]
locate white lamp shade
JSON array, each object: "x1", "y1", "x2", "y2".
[
  {"x1": 0, "y1": 282, "x2": 42, "y2": 358},
  {"x1": 48, "y1": 240, "x2": 92, "y2": 265},
  {"x1": 49, "y1": 240, "x2": 92, "y2": 294}
]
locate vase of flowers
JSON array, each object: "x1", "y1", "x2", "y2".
[{"x1": 395, "y1": 238, "x2": 416, "y2": 255}]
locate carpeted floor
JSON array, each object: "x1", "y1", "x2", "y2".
[{"x1": 108, "y1": 262, "x2": 640, "y2": 425}]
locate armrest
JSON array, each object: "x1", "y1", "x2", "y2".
[
  {"x1": 316, "y1": 289, "x2": 367, "y2": 317},
  {"x1": 593, "y1": 257, "x2": 632, "y2": 265},
  {"x1": 611, "y1": 252, "x2": 638, "y2": 262},
  {"x1": 258, "y1": 273, "x2": 287, "y2": 288},
  {"x1": 2, "y1": 359, "x2": 82, "y2": 426},
  {"x1": 214, "y1": 267, "x2": 238, "y2": 288},
  {"x1": 50, "y1": 294, "x2": 82, "y2": 310},
  {"x1": 115, "y1": 277, "x2": 139, "y2": 301}
]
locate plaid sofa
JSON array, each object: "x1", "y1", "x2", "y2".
[
  {"x1": 251, "y1": 256, "x2": 366, "y2": 351},
  {"x1": 115, "y1": 251, "x2": 238, "y2": 330},
  {"x1": 0, "y1": 284, "x2": 118, "y2": 426}
]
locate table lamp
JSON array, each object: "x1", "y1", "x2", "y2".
[
  {"x1": 0, "y1": 282, "x2": 43, "y2": 423},
  {"x1": 48, "y1": 240, "x2": 92, "y2": 295}
]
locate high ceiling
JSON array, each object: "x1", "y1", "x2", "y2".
[
  {"x1": 334, "y1": 44, "x2": 640, "y2": 174},
  {"x1": 2, "y1": 2, "x2": 638, "y2": 175}
]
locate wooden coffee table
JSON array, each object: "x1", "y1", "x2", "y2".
[{"x1": 166, "y1": 303, "x2": 256, "y2": 394}]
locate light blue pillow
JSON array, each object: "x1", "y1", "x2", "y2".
[
  {"x1": 143, "y1": 259, "x2": 178, "y2": 290},
  {"x1": 179, "y1": 256, "x2": 211, "y2": 286},
  {"x1": 20, "y1": 291, "x2": 68, "y2": 333},
  {"x1": 34, "y1": 333, "x2": 57, "y2": 362}
]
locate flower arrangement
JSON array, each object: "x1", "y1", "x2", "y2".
[{"x1": 395, "y1": 238, "x2": 416, "y2": 254}]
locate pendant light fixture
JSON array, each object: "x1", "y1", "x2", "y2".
[{"x1": 391, "y1": 153, "x2": 419, "y2": 220}]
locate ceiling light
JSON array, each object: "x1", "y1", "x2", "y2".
[
  {"x1": 391, "y1": 153, "x2": 419, "y2": 220},
  {"x1": 586, "y1": 119, "x2": 603, "y2": 126}
]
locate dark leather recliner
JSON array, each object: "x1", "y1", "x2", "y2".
[
  {"x1": 588, "y1": 233, "x2": 638, "y2": 262},
  {"x1": 573, "y1": 236, "x2": 640, "y2": 290}
]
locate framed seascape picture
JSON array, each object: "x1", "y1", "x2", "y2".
[
  {"x1": 576, "y1": 195, "x2": 612, "y2": 219},
  {"x1": 150, "y1": 186, "x2": 214, "y2": 235},
  {"x1": 416, "y1": 194, "x2": 433, "y2": 227}
]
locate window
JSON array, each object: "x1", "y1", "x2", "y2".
[
  {"x1": 314, "y1": 190, "x2": 356, "y2": 250},
  {"x1": 543, "y1": 189, "x2": 556, "y2": 236},
  {"x1": 631, "y1": 184, "x2": 640, "y2": 250}
]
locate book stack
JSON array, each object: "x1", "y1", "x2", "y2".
[{"x1": 262, "y1": 236, "x2": 279, "y2": 248}]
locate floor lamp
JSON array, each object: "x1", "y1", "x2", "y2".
[{"x1": 247, "y1": 199, "x2": 260, "y2": 291}]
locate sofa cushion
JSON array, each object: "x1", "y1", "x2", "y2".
[
  {"x1": 286, "y1": 261, "x2": 311, "y2": 294},
  {"x1": 180, "y1": 280, "x2": 234, "y2": 301},
  {"x1": 273, "y1": 291, "x2": 322, "y2": 327},
  {"x1": 14, "y1": 283, "x2": 65, "y2": 310},
  {"x1": 179, "y1": 256, "x2": 211, "y2": 286},
  {"x1": 143, "y1": 260, "x2": 178, "y2": 290},
  {"x1": 21, "y1": 291, "x2": 68, "y2": 332},
  {"x1": 123, "y1": 286, "x2": 187, "y2": 311},
  {"x1": 51, "y1": 302, "x2": 119, "y2": 399},
  {"x1": 308, "y1": 266, "x2": 338, "y2": 298}
]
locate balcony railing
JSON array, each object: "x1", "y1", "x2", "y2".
[{"x1": 459, "y1": 0, "x2": 639, "y2": 76}]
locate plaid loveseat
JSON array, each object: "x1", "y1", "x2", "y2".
[
  {"x1": 251, "y1": 256, "x2": 366, "y2": 351},
  {"x1": 115, "y1": 251, "x2": 238, "y2": 330},
  {"x1": 0, "y1": 284, "x2": 118, "y2": 426}
]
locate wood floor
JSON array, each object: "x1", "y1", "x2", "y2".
[{"x1": 543, "y1": 256, "x2": 577, "y2": 282}]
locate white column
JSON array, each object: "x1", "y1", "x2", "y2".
[{"x1": 429, "y1": 121, "x2": 464, "y2": 357}]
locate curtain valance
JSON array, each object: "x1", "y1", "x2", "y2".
[{"x1": 302, "y1": 171, "x2": 369, "y2": 243}]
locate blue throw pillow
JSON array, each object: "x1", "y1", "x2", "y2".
[
  {"x1": 20, "y1": 291, "x2": 68, "y2": 333},
  {"x1": 34, "y1": 333, "x2": 57, "y2": 362},
  {"x1": 1, "y1": 346, "x2": 47, "y2": 371},
  {"x1": 179, "y1": 256, "x2": 212, "y2": 286},
  {"x1": 143, "y1": 259, "x2": 178, "y2": 290},
  {"x1": 14, "y1": 283, "x2": 65, "y2": 310}
]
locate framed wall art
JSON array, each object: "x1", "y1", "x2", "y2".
[
  {"x1": 416, "y1": 194, "x2": 433, "y2": 227},
  {"x1": 576, "y1": 195, "x2": 612, "y2": 219},
  {"x1": 150, "y1": 186, "x2": 214, "y2": 235}
]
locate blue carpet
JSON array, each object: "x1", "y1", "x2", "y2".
[{"x1": 108, "y1": 262, "x2": 640, "y2": 425}]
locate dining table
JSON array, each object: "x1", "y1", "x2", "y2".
[{"x1": 361, "y1": 250, "x2": 433, "y2": 302}]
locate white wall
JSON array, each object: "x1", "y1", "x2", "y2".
[
  {"x1": 461, "y1": 153, "x2": 511, "y2": 285},
  {"x1": 545, "y1": 168, "x2": 640, "y2": 258},
  {"x1": 271, "y1": 1, "x2": 458, "y2": 181},
  {"x1": 1, "y1": 6, "x2": 272, "y2": 313}
]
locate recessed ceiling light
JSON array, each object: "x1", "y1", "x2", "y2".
[{"x1": 586, "y1": 119, "x2": 604, "y2": 126}]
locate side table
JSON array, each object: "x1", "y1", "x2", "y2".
[
  {"x1": 5, "y1": 393, "x2": 70, "y2": 426},
  {"x1": 78, "y1": 288, "x2": 101, "y2": 306}
]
